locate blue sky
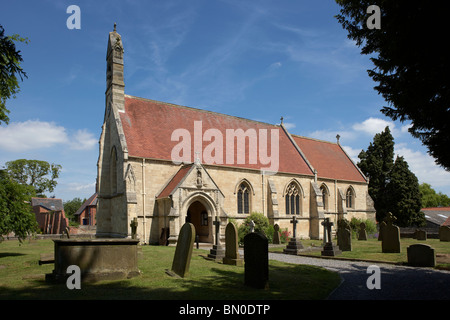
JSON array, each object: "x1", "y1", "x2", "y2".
[{"x1": 1, "y1": 0, "x2": 449, "y2": 202}]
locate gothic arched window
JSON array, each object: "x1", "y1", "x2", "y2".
[
  {"x1": 237, "y1": 182, "x2": 250, "y2": 214},
  {"x1": 320, "y1": 185, "x2": 328, "y2": 211},
  {"x1": 346, "y1": 187, "x2": 354, "y2": 208},
  {"x1": 285, "y1": 182, "x2": 301, "y2": 215}
]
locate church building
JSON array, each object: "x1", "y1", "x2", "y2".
[{"x1": 96, "y1": 26, "x2": 376, "y2": 245}]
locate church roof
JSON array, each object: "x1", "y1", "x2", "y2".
[
  {"x1": 292, "y1": 136, "x2": 367, "y2": 183},
  {"x1": 120, "y1": 95, "x2": 367, "y2": 182}
]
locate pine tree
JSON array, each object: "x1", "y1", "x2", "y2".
[
  {"x1": 386, "y1": 156, "x2": 424, "y2": 227},
  {"x1": 357, "y1": 126, "x2": 394, "y2": 222}
]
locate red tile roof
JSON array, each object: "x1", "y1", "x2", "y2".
[
  {"x1": 157, "y1": 164, "x2": 193, "y2": 199},
  {"x1": 292, "y1": 135, "x2": 367, "y2": 183},
  {"x1": 120, "y1": 95, "x2": 367, "y2": 182}
]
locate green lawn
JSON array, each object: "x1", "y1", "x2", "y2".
[
  {"x1": 0, "y1": 239, "x2": 340, "y2": 300},
  {"x1": 271, "y1": 238, "x2": 450, "y2": 267}
]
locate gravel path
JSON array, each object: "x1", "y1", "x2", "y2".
[{"x1": 267, "y1": 252, "x2": 450, "y2": 300}]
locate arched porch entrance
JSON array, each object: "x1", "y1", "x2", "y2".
[{"x1": 186, "y1": 200, "x2": 211, "y2": 243}]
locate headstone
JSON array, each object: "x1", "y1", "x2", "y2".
[
  {"x1": 244, "y1": 232, "x2": 269, "y2": 289},
  {"x1": 414, "y1": 229, "x2": 427, "y2": 241},
  {"x1": 321, "y1": 218, "x2": 341, "y2": 256},
  {"x1": 272, "y1": 224, "x2": 281, "y2": 245},
  {"x1": 358, "y1": 222, "x2": 368, "y2": 240},
  {"x1": 249, "y1": 220, "x2": 255, "y2": 233},
  {"x1": 130, "y1": 217, "x2": 138, "y2": 239},
  {"x1": 337, "y1": 219, "x2": 352, "y2": 251},
  {"x1": 407, "y1": 244, "x2": 436, "y2": 267},
  {"x1": 223, "y1": 222, "x2": 243, "y2": 266},
  {"x1": 207, "y1": 216, "x2": 225, "y2": 261},
  {"x1": 439, "y1": 225, "x2": 450, "y2": 242},
  {"x1": 283, "y1": 216, "x2": 304, "y2": 255},
  {"x1": 166, "y1": 222, "x2": 195, "y2": 278},
  {"x1": 381, "y1": 212, "x2": 401, "y2": 253},
  {"x1": 378, "y1": 221, "x2": 386, "y2": 241}
]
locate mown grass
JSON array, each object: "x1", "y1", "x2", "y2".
[
  {"x1": 270, "y1": 238, "x2": 450, "y2": 267},
  {"x1": 0, "y1": 239, "x2": 340, "y2": 300}
]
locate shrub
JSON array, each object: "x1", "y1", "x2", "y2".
[
  {"x1": 349, "y1": 217, "x2": 377, "y2": 238},
  {"x1": 237, "y1": 212, "x2": 273, "y2": 244}
]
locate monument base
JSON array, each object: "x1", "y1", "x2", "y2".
[
  {"x1": 223, "y1": 256, "x2": 244, "y2": 266},
  {"x1": 283, "y1": 238, "x2": 304, "y2": 255},
  {"x1": 207, "y1": 245, "x2": 225, "y2": 261},
  {"x1": 321, "y1": 242, "x2": 342, "y2": 256}
]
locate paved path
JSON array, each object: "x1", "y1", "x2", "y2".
[{"x1": 268, "y1": 252, "x2": 450, "y2": 300}]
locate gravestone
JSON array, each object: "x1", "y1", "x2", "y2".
[
  {"x1": 130, "y1": 218, "x2": 138, "y2": 239},
  {"x1": 407, "y1": 244, "x2": 436, "y2": 267},
  {"x1": 358, "y1": 222, "x2": 368, "y2": 240},
  {"x1": 244, "y1": 232, "x2": 269, "y2": 289},
  {"x1": 249, "y1": 220, "x2": 255, "y2": 233},
  {"x1": 414, "y1": 229, "x2": 427, "y2": 241},
  {"x1": 439, "y1": 225, "x2": 450, "y2": 242},
  {"x1": 283, "y1": 216, "x2": 304, "y2": 255},
  {"x1": 223, "y1": 222, "x2": 243, "y2": 266},
  {"x1": 378, "y1": 221, "x2": 386, "y2": 241},
  {"x1": 166, "y1": 222, "x2": 195, "y2": 278},
  {"x1": 207, "y1": 216, "x2": 225, "y2": 261},
  {"x1": 321, "y1": 218, "x2": 341, "y2": 256},
  {"x1": 381, "y1": 212, "x2": 401, "y2": 253},
  {"x1": 273, "y1": 224, "x2": 281, "y2": 245},
  {"x1": 337, "y1": 219, "x2": 352, "y2": 251}
]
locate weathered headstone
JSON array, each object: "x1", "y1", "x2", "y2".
[
  {"x1": 166, "y1": 222, "x2": 195, "y2": 278},
  {"x1": 130, "y1": 217, "x2": 138, "y2": 239},
  {"x1": 439, "y1": 225, "x2": 450, "y2": 242},
  {"x1": 381, "y1": 212, "x2": 401, "y2": 253},
  {"x1": 414, "y1": 229, "x2": 427, "y2": 241},
  {"x1": 321, "y1": 218, "x2": 341, "y2": 256},
  {"x1": 337, "y1": 219, "x2": 352, "y2": 251},
  {"x1": 273, "y1": 224, "x2": 281, "y2": 245},
  {"x1": 223, "y1": 222, "x2": 243, "y2": 266},
  {"x1": 378, "y1": 221, "x2": 386, "y2": 241},
  {"x1": 244, "y1": 232, "x2": 269, "y2": 289},
  {"x1": 407, "y1": 244, "x2": 436, "y2": 267},
  {"x1": 283, "y1": 216, "x2": 304, "y2": 255},
  {"x1": 358, "y1": 222, "x2": 368, "y2": 240},
  {"x1": 207, "y1": 216, "x2": 225, "y2": 261}
]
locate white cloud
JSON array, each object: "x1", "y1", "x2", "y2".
[
  {"x1": 69, "y1": 129, "x2": 98, "y2": 150},
  {"x1": 352, "y1": 117, "x2": 395, "y2": 136},
  {"x1": 0, "y1": 120, "x2": 69, "y2": 152},
  {"x1": 283, "y1": 122, "x2": 296, "y2": 130}
]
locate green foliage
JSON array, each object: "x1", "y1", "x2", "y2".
[
  {"x1": 419, "y1": 183, "x2": 450, "y2": 208},
  {"x1": 349, "y1": 217, "x2": 377, "y2": 238},
  {"x1": 0, "y1": 170, "x2": 38, "y2": 241},
  {"x1": 237, "y1": 212, "x2": 273, "y2": 244},
  {"x1": 0, "y1": 24, "x2": 28, "y2": 125},
  {"x1": 63, "y1": 197, "x2": 85, "y2": 225},
  {"x1": 5, "y1": 159, "x2": 61, "y2": 197},
  {"x1": 335, "y1": 1, "x2": 450, "y2": 170}
]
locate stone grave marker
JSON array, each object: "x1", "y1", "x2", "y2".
[
  {"x1": 439, "y1": 225, "x2": 450, "y2": 242},
  {"x1": 337, "y1": 219, "x2": 352, "y2": 251},
  {"x1": 381, "y1": 212, "x2": 401, "y2": 253},
  {"x1": 378, "y1": 221, "x2": 386, "y2": 241},
  {"x1": 407, "y1": 244, "x2": 436, "y2": 267},
  {"x1": 244, "y1": 232, "x2": 269, "y2": 289},
  {"x1": 273, "y1": 224, "x2": 281, "y2": 245},
  {"x1": 166, "y1": 222, "x2": 195, "y2": 278},
  {"x1": 283, "y1": 216, "x2": 304, "y2": 255},
  {"x1": 249, "y1": 220, "x2": 255, "y2": 233},
  {"x1": 414, "y1": 229, "x2": 427, "y2": 241},
  {"x1": 207, "y1": 216, "x2": 225, "y2": 261},
  {"x1": 358, "y1": 222, "x2": 368, "y2": 240},
  {"x1": 223, "y1": 222, "x2": 243, "y2": 266},
  {"x1": 321, "y1": 218, "x2": 341, "y2": 256},
  {"x1": 130, "y1": 217, "x2": 138, "y2": 239}
]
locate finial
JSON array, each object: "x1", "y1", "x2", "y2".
[
  {"x1": 114, "y1": 22, "x2": 117, "y2": 32},
  {"x1": 336, "y1": 134, "x2": 340, "y2": 144},
  {"x1": 280, "y1": 116, "x2": 284, "y2": 124}
]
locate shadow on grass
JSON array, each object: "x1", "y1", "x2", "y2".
[{"x1": 0, "y1": 262, "x2": 340, "y2": 300}]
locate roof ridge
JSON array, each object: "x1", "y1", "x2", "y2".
[
  {"x1": 291, "y1": 134, "x2": 338, "y2": 145},
  {"x1": 124, "y1": 94, "x2": 281, "y2": 129}
]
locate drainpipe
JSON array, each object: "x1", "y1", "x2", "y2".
[{"x1": 142, "y1": 158, "x2": 147, "y2": 244}]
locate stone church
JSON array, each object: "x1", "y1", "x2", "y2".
[{"x1": 96, "y1": 26, "x2": 375, "y2": 245}]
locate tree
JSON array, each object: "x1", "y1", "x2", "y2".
[
  {"x1": 357, "y1": 126, "x2": 394, "y2": 222},
  {"x1": 0, "y1": 24, "x2": 28, "y2": 125},
  {"x1": 63, "y1": 197, "x2": 85, "y2": 224},
  {"x1": 386, "y1": 156, "x2": 424, "y2": 227},
  {"x1": 335, "y1": 1, "x2": 450, "y2": 171},
  {"x1": 0, "y1": 170, "x2": 38, "y2": 241},
  {"x1": 5, "y1": 159, "x2": 62, "y2": 197},
  {"x1": 237, "y1": 212, "x2": 274, "y2": 244},
  {"x1": 419, "y1": 183, "x2": 450, "y2": 208}
]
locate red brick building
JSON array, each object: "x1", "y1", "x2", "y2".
[
  {"x1": 31, "y1": 198, "x2": 69, "y2": 234},
  {"x1": 74, "y1": 193, "x2": 97, "y2": 226}
]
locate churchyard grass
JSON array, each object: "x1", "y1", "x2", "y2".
[
  {"x1": 0, "y1": 239, "x2": 340, "y2": 300},
  {"x1": 270, "y1": 238, "x2": 450, "y2": 267}
]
